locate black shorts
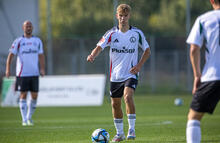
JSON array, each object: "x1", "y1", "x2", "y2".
[
  {"x1": 190, "y1": 80, "x2": 220, "y2": 114},
  {"x1": 15, "y1": 76, "x2": 39, "y2": 92},
  {"x1": 110, "y1": 78, "x2": 138, "y2": 98}
]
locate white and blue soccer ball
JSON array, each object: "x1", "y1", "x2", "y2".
[
  {"x1": 91, "y1": 128, "x2": 110, "y2": 143},
  {"x1": 174, "y1": 98, "x2": 183, "y2": 106}
]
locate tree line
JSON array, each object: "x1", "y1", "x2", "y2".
[{"x1": 39, "y1": 0, "x2": 211, "y2": 38}]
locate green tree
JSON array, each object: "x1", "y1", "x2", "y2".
[{"x1": 39, "y1": 0, "x2": 212, "y2": 38}]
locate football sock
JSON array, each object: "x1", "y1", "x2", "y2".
[
  {"x1": 27, "y1": 99, "x2": 37, "y2": 120},
  {"x1": 186, "y1": 120, "x2": 201, "y2": 143},
  {"x1": 114, "y1": 118, "x2": 124, "y2": 135},
  {"x1": 19, "y1": 99, "x2": 27, "y2": 122},
  {"x1": 127, "y1": 114, "x2": 136, "y2": 131}
]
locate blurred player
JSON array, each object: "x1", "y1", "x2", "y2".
[
  {"x1": 186, "y1": 0, "x2": 220, "y2": 142},
  {"x1": 87, "y1": 4, "x2": 150, "y2": 142},
  {"x1": 5, "y1": 20, "x2": 45, "y2": 126}
]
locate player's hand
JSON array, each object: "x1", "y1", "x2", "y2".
[
  {"x1": 40, "y1": 69, "x2": 45, "y2": 77},
  {"x1": 87, "y1": 54, "x2": 95, "y2": 63},
  {"x1": 192, "y1": 76, "x2": 201, "y2": 95},
  {"x1": 130, "y1": 65, "x2": 141, "y2": 75}
]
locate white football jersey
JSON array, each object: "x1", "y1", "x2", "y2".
[
  {"x1": 97, "y1": 26, "x2": 149, "y2": 82},
  {"x1": 187, "y1": 10, "x2": 220, "y2": 82},
  {"x1": 9, "y1": 36, "x2": 44, "y2": 77}
]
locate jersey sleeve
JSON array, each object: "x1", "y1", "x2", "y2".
[
  {"x1": 186, "y1": 17, "x2": 204, "y2": 48},
  {"x1": 138, "y1": 30, "x2": 149, "y2": 51},
  {"x1": 38, "y1": 38, "x2": 44, "y2": 54},
  {"x1": 96, "y1": 31, "x2": 114, "y2": 50},
  {"x1": 9, "y1": 38, "x2": 20, "y2": 55}
]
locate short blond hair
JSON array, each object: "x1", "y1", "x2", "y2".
[{"x1": 117, "y1": 4, "x2": 131, "y2": 14}]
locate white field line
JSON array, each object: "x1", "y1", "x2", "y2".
[
  {"x1": 0, "y1": 120, "x2": 173, "y2": 130},
  {"x1": 0, "y1": 120, "x2": 173, "y2": 124}
]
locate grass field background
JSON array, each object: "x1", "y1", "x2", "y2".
[{"x1": 0, "y1": 95, "x2": 220, "y2": 143}]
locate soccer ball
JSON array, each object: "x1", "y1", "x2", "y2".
[
  {"x1": 174, "y1": 98, "x2": 183, "y2": 106},
  {"x1": 91, "y1": 128, "x2": 110, "y2": 143}
]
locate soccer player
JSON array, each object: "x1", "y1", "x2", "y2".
[
  {"x1": 186, "y1": 0, "x2": 220, "y2": 142},
  {"x1": 87, "y1": 4, "x2": 150, "y2": 142},
  {"x1": 5, "y1": 20, "x2": 45, "y2": 126}
]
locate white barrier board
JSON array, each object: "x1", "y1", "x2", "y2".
[{"x1": 1, "y1": 75, "x2": 106, "y2": 107}]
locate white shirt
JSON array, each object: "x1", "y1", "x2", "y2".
[
  {"x1": 9, "y1": 36, "x2": 44, "y2": 77},
  {"x1": 97, "y1": 26, "x2": 149, "y2": 82},
  {"x1": 187, "y1": 9, "x2": 220, "y2": 82}
]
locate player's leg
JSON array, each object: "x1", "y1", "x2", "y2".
[
  {"x1": 112, "y1": 98, "x2": 124, "y2": 135},
  {"x1": 124, "y1": 87, "x2": 135, "y2": 114},
  {"x1": 26, "y1": 92, "x2": 38, "y2": 125},
  {"x1": 111, "y1": 98, "x2": 126, "y2": 142},
  {"x1": 186, "y1": 81, "x2": 220, "y2": 143},
  {"x1": 19, "y1": 92, "x2": 28, "y2": 126},
  {"x1": 16, "y1": 77, "x2": 29, "y2": 126},
  {"x1": 124, "y1": 78, "x2": 138, "y2": 140},
  {"x1": 124, "y1": 87, "x2": 136, "y2": 140},
  {"x1": 186, "y1": 109, "x2": 204, "y2": 143},
  {"x1": 26, "y1": 76, "x2": 39, "y2": 126},
  {"x1": 110, "y1": 82, "x2": 126, "y2": 142}
]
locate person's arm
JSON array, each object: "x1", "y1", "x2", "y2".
[
  {"x1": 87, "y1": 46, "x2": 102, "y2": 63},
  {"x1": 39, "y1": 54, "x2": 45, "y2": 76},
  {"x1": 5, "y1": 53, "x2": 14, "y2": 78},
  {"x1": 130, "y1": 48, "x2": 151, "y2": 74},
  {"x1": 190, "y1": 44, "x2": 201, "y2": 94}
]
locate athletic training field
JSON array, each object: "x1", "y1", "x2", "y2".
[{"x1": 0, "y1": 95, "x2": 219, "y2": 143}]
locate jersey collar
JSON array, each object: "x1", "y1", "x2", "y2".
[
  {"x1": 22, "y1": 35, "x2": 34, "y2": 38},
  {"x1": 116, "y1": 25, "x2": 132, "y2": 30}
]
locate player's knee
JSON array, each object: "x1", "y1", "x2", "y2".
[
  {"x1": 111, "y1": 101, "x2": 120, "y2": 109},
  {"x1": 31, "y1": 95, "x2": 38, "y2": 100},
  {"x1": 20, "y1": 92, "x2": 28, "y2": 99}
]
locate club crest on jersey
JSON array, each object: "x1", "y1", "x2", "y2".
[{"x1": 130, "y1": 36, "x2": 136, "y2": 43}]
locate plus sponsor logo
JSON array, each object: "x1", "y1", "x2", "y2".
[
  {"x1": 21, "y1": 42, "x2": 33, "y2": 46},
  {"x1": 112, "y1": 47, "x2": 135, "y2": 53},
  {"x1": 22, "y1": 49, "x2": 38, "y2": 54}
]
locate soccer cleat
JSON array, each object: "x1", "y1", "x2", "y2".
[
  {"x1": 127, "y1": 129, "x2": 136, "y2": 140},
  {"x1": 111, "y1": 134, "x2": 125, "y2": 142},
  {"x1": 27, "y1": 120, "x2": 34, "y2": 126},
  {"x1": 22, "y1": 122, "x2": 28, "y2": 126}
]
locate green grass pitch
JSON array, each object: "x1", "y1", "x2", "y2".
[{"x1": 0, "y1": 95, "x2": 219, "y2": 143}]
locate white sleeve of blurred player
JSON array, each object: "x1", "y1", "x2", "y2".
[
  {"x1": 138, "y1": 29, "x2": 150, "y2": 51},
  {"x1": 186, "y1": 17, "x2": 204, "y2": 48},
  {"x1": 37, "y1": 38, "x2": 44, "y2": 54}
]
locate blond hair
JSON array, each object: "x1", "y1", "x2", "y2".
[{"x1": 117, "y1": 4, "x2": 131, "y2": 14}]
